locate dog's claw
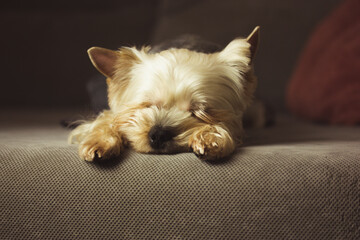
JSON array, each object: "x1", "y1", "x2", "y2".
[{"x1": 95, "y1": 150, "x2": 102, "y2": 158}]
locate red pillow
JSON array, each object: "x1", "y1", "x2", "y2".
[{"x1": 286, "y1": 0, "x2": 360, "y2": 125}]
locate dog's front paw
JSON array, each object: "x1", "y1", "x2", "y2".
[
  {"x1": 189, "y1": 125, "x2": 235, "y2": 161},
  {"x1": 78, "y1": 136, "x2": 122, "y2": 161}
]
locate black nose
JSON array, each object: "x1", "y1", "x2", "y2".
[{"x1": 148, "y1": 126, "x2": 174, "y2": 149}]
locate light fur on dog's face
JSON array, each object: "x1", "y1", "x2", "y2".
[{"x1": 69, "y1": 27, "x2": 259, "y2": 161}]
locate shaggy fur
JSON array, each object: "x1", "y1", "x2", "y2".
[{"x1": 69, "y1": 27, "x2": 260, "y2": 161}]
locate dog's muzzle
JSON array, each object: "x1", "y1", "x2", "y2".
[{"x1": 148, "y1": 125, "x2": 174, "y2": 150}]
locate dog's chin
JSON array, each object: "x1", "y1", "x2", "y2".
[
  {"x1": 149, "y1": 148, "x2": 186, "y2": 155},
  {"x1": 133, "y1": 141, "x2": 188, "y2": 155}
]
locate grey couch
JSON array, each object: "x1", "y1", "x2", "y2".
[
  {"x1": 1, "y1": 110, "x2": 360, "y2": 239},
  {"x1": 2, "y1": 0, "x2": 360, "y2": 239}
]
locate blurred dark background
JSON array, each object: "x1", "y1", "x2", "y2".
[{"x1": 1, "y1": 0, "x2": 341, "y2": 111}]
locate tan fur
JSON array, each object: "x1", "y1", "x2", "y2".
[
  {"x1": 69, "y1": 27, "x2": 260, "y2": 161},
  {"x1": 189, "y1": 124, "x2": 235, "y2": 160},
  {"x1": 69, "y1": 110, "x2": 123, "y2": 160}
]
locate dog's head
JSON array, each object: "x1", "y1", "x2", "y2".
[{"x1": 87, "y1": 27, "x2": 259, "y2": 154}]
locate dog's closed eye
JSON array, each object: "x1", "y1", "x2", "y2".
[
  {"x1": 190, "y1": 111, "x2": 197, "y2": 118},
  {"x1": 190, "y1": 106, "x2": 211, "y2": 122}
]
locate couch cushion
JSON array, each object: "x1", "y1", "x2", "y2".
[{"x1": 1, "y1": 111, "x2": 360, "y2": 239}]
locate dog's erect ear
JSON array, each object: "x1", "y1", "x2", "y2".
[
  {"x1": 87, "y1": 47, "x2": 119, "y2": 79},
  {"x1": 246, "y1": 26, "x2": 260, "y2": 61},
  {"x1": 219, "y1": 26, "x2": 260, "y2": 67}
]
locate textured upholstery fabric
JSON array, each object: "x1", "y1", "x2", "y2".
[{"x1": 1, "y1": 111, "x2": 360, "y2": 239}]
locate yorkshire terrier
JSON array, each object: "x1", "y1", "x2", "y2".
[{"x1": 69, "y1": 26, "x2": 264, "y2": 161}]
